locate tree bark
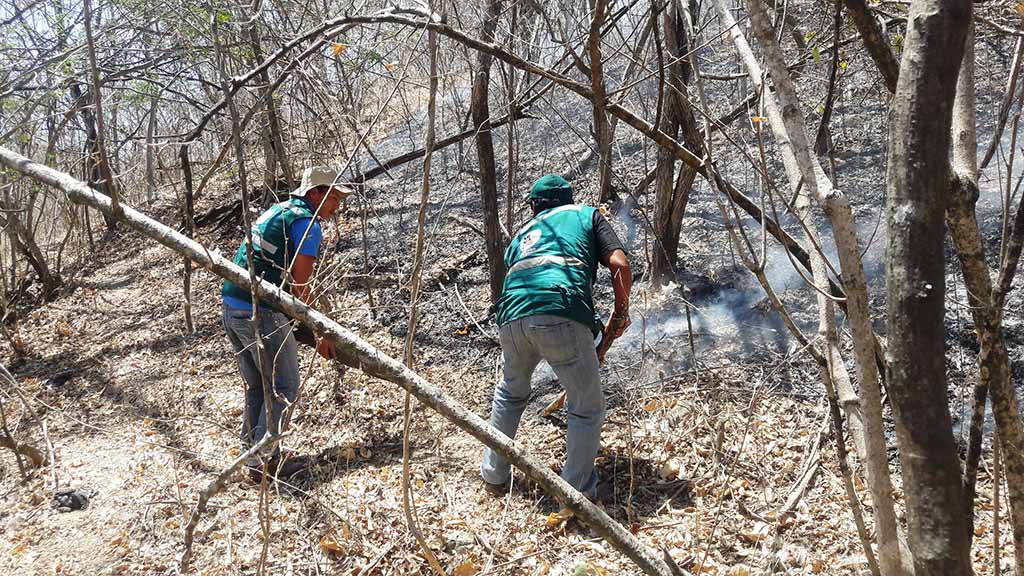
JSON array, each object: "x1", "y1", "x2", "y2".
[
  {"x1": 844, "y1": 0, "x2": 900, "y2": 94},
  {"x1": 948, "y1": 22, "x2": 1024, "y2": 572},
  {"x1": 651, "y1": 0, "x2": 700, "y2": 288},
  {"x1": 246, "y1": 0, "x2": 293, "y2": 193},
  {"x1": 0, "y1": 201, "x2": 58, "y2": 298},
  {"x1": 741, "y1": 2, "x2": 908, "y2": 572},
  {"x1": 82, "y1": 0, "x2": 118, "y2": 227},
  {"x1": 144, "y1": 87, "x2": 159, "y2": 206},
  {"x1": 471, "y1": 0, "x2": 507, "y2": 306},
  {"x1": 885, "y1": 0, "x2": 973, "y2": 573},
  {"x1": 588, "y1": 0, "x2": 614, "y2": 203},
  {"x1": 0, "y1": 146, "x2": 678, "y2": 576}
]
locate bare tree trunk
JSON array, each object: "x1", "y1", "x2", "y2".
[
  {"x1": 588, "y1": 0, "x2": 614, "y2": 203},
  {"x1": 82, "y1": 0, "x2": 118, "y2": 227},
  {"x1": 247, "y1": 0, "x2": 293, "y2": 193},
  {"x1": 651, "y1": 0, "x2": 699, "y2": 288},
  {"x1": 69, "y1": 83, "x2": 114, "y2": 232},
  {"x1": 844, "y1": 0, "x2": 900, "y2": 94},
  {"x1": 179, "y1": 143, "x2": 196, "y2": 334},
  {"x1": 145, "y1": 88, "x2": 159, "y2": 206},
  {"x1": 741, "y1": 2, "x2": 909, "y2": 572},
  {"x1": 471, "y1": 0, "x2": 507, "y2": 305},
  {"x1": 0, "y1": 201, "x2": 58, "y2": 298},
  {"x1": 948, "y1": 22, "x2": 1024, "y2": 572},
  {"x1": 0, "y1": 146, "x2": 679, "y2": 576},
  {"x1": 885, "y1": 1, "x2": 973, "y2": 573},
  {"x1": 399, "y1": 23, "x2": 447, "y2": 575}
]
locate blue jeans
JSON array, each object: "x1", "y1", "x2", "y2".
[
  {"x1": 481, "y1": 315, "x2": 605, "y2": 496},
  {"x1": 222, "y1": 305, "x2": 301, "y2": 452}
]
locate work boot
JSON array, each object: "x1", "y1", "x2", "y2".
[{"x1": 481, "y1": 477, "x2": 510, "y2": 497}]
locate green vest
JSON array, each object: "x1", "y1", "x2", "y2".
[
  {"x1": 221, "y1": 197, "x2": 316, "y2": 306},
  {"x1": 496, "y1": 204, "x2": 601, "y2": 334}
]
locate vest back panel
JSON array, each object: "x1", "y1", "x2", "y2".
[
  {"x1": 497, "y1": 205, "x2": 600, "y2": 333},
  {"x1": 221, "y1": 198, "x2": 316, "y2": 306}
]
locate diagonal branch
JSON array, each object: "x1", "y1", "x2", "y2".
[{"x1": 0, "y1": 146, "x2": 678, "y2": 576}]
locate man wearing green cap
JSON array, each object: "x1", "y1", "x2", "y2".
[
  {"x1": 481, "y1": 174, "x2": 632, "y2": 500},
  {"x1": 221, "y1": 166, "x2": 350, "y2": 475}
]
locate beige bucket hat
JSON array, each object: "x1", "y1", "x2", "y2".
[{"x1": 291, "y1": 166, "x2": 354, "y2": 198}]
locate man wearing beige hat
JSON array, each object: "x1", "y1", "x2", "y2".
[{"x1": 221, "y1": 166, "x2": 351, "y2": 475}]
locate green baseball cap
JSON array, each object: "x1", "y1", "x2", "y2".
[{"x1": 529, "y1": 174, "x2": 573, "y2": 203}]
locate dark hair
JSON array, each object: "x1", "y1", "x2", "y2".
[{"x1": 530, "y1": 197, "x2": 571, "y2": 216}]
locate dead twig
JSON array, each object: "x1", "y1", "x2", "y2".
[
  {"x1": 451, "y1": 282, "x2": 498, "y2": 345},
  {"x1": 179, "y1": 432, "x2": 285, "y2": 573}
]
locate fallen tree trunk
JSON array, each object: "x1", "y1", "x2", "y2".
[{"x1": 0, "y1": 146, "x2": 678, "y2": 576}]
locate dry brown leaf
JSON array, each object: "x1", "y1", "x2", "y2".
[
  {"x1": 320, "y1": 528, "x2": 350, "y2": 555},
  {"x1": 727, "y1": 565, "x2": 752, "y2": 576},
  {"x1": 55, "y1": 321, "x2": 72, "y2": 337},
  {"x1": 643, "y1": 398, "x2": 676, "y2": 412},
  {"x1": 545, "y1": 507, "x2": 575, "y2": 529},
  {"x1": 777, "y1": 512, "x2": 797, "y2": 530},
  {"x1": 452, "y1": 562, "x2": 480, "y2": 576}
]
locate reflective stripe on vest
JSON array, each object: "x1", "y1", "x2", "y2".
[
  {"x1": 507, "y1": 254, "x2": 586, "y2": 275},
  {"x1": 250, "y1": 230, "x2": 279, "y2": 256}
]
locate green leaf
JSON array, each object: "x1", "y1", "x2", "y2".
[
  {"x1": 811, "y1": 46, "x2": 821, "y2": 64},
  {"x1": 361, "y1": 49, "x2": 384, "y2": 63}
]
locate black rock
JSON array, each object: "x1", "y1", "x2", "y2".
[
  {"x1": 45, "y1": 370, "x2": 76, "y2": 388},
  {"x1": 53, "y1": 486, "x2": 97, "y2": 512}
]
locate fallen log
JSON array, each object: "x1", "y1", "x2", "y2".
[{"x1": 0, "y1": 146, "x2": 678, "y2": 576}]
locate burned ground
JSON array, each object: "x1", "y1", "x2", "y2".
[{"x1": 1, "y1": 3, "x2": 1022, "y2": 575}]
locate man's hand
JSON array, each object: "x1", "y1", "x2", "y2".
[
  {"x1": 316, "y1": 338, "x2": 337, "y2": 360},
  {"x1": 595, "y1": 248, "x2": 632, "y2": 364},
  {"x1": 596, "y1": 337, "x2": 612, "y2": 364},
  {"x1": 596, "y1": 311, "x2": 630, "y2": 363},
  {"x1": 607, "y1": 311, "x2": 631, "y2": 338}
]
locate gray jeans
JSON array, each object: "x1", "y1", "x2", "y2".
[
  {"x1": 481, "y1": 314, "x2": 605, "y2": 496},
  {"x1": 222, "y1": 305, "x2": 300, "y2": 451}
]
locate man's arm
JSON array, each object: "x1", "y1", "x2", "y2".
[
  {"x1": 594, "y1": 211, "x2": 631, "y2": 331},
  {"x1": 290, "y1": 254, "x2": 337, "y2": 360},
  {"x1": 597, "y1": 248, "x2": 632, "y2": 363},
  {"x1": 290, "y1": 254, "x2": 317, "y2": 305},
  {"x1": 604, "y1": 248, "x2": 632, "y2": 323}
]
